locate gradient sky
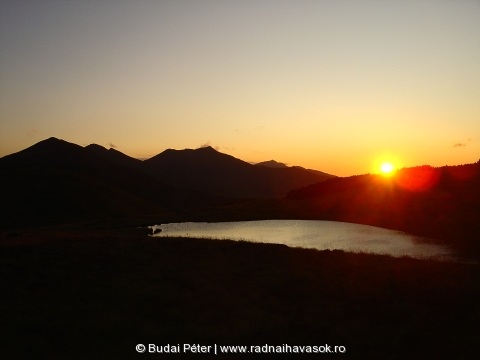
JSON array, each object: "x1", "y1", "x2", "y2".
[{"x1": 1, "y1": 0, "x2": 479, "y2": 176}]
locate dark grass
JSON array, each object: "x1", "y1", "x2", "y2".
[{"x1": 1, "y1": 227, "x2": 480, "y2": 359}]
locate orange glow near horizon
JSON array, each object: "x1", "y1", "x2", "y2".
[
  {"x1": 373, "y1": 155, "x2": 401, "y2": 177},
  {"x1": 0, "y1": 2, "x2": 479, "y2": 176},
  {"x1": 395, "y1": 166, "x2": 440, "y2": 192}
]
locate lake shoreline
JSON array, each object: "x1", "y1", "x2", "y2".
[
  {"x1": 2, "y1": 226, "x2": 480, "y2": 359},
  {"x1": 150, "y1": 219, "x2": 456, "y2": 262}
]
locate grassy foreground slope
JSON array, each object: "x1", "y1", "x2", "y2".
[{"x1": 2, "y1": 228, "x2": 479, "y2": 359}]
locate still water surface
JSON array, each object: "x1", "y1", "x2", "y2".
[{"x1": 152, "y1": 220, "x2": 453, "y2": 260}]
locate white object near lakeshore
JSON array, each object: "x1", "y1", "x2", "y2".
[{"x1": 151, "y1": 220, "x2": 453, "y2": 260}]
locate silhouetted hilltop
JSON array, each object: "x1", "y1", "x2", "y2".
[
  {"x1": 286, "y1": 161, "x2": 480, "y2": 256},
  {"x1": 146, "y1": 146, "x2": 245, "y2": 173},
  {"x1": 256, "y1": 159, "x2": 332, "y2": 178},
  {"x1": 0, "y1": 138, "x2": 335, "y2": 228},
  {"x1": 0, "y1": 138, "x2": 218, "y2": 228},
  {"x1": 144, "y1": 146, "x2": 334, "y2": 199},
  {"x1": 256, "y1": 160, "x2": 288, "y2": 168},
  {"x1": 1, "y1": 137, "x2": 86, "y2": 167},
  {"x1": 84, "y1": 143, "x2": 144, "y2": 171}
]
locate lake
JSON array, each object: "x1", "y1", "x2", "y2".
[{"x1": 151, "y1": 220, "x2": 453, "y2": 260}]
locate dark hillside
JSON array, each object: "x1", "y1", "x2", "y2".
[
  {"x1": 1, "y1": 137, "x2": 88, "y2": 167},
  {"x1": 2, "y1": 230, "x2": 479, "y2": 359},
  {"x1": 255, "y1": 159, "x2": 288, "y2": 168},
  {"x1": 286, "y1": 162, "x2": 480, "y2": 256},
  {"x1": 0, "y1": 138, "x2": 205, "y2": 228},
  {"x1": 84, "y1": 143, "x2": 145, "y2": 171},
  {"x1": 0, "y1": 138, "x2": 334, "y2": 228},
  {"x1": 144, "y1": 146, "x2": 333, "y2": 199}
]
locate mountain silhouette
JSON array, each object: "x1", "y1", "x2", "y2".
[
  {"x1": 144, "y1": 146, "x2": 334, "y2": 199},
  {"x1": 84, "y1": 143, "x2": 145, "y2": 171},
  {"x1": 255, "y1": 160, "x2": 331, "y2": 177},
  {"x1": 256, "y1": 160, "x2": 289, "y2": 168},
  {"x1": 0, "y1": 138, "x2": 333, "y2": 227},
  {"x1": 0, "y1": 138, "x2": 217, "y2": 228}
]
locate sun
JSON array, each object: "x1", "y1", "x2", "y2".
[
  {"x1": 373, "y1": 155, "x2": 401, "y2": 176},
  {"x1": 380, "y1": 162, "x2": 396, "y2": 175}
]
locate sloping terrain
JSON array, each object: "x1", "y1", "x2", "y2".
[
  {"x1": 286, "y1": 162, "x2": 480, "y2": 256},
  {"x1": 0, "y1": 138, "x2": 334, "y2": 228},
  {"x1": 144, "y1": 146, "x2": 334, "y2": 199},
  {"x1": 2, "y1": 230, "x2": 479, "y2": 359},
  {"x1": 0, "y1": 138, "x2": 197, "y2": 228}
]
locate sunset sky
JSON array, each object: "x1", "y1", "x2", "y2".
[{"x1": 1, "y1": 0, "x2": 479, "y2": 176}]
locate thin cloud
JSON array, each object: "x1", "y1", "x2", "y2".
[
  {"x1": 199, "y1": 141, "x2": 212, "y2": 148},
  {"x1": 221, "y1": 146, "x2": 234, "y2": 152},
  {"x1": 453, "y1": 138, "x2": 474, "y2": 148},
  {"x1": 199, "y1": 141, "x2": 220, "y2": 151}
]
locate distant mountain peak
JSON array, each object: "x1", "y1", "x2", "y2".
[
  {"x1": 198, "y1": 146, "x2": 218, "y2": 152},
  {"x1": 27, "y1": 137, "x2": 81, "y2": 152},
  {"x1": 45, "y1": 136, "x2": 61, "y2": 142},
  {"x1": 37, "y1": 137, "x2": 68, "y2": 146},
  {"x1": 85, "y1": 143, "x2": 107, "y2": 151},
  {"x1": 3, "y1": 138, "x2": 335, "y2": 202},
  {"x1": 256, "y1": 160, "x2": 288, "y2": 168}
]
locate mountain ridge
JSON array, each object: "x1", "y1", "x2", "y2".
[
  {"x1": 0, "y1": 137, "x2": 334, "y2": 227},
  {"x1": 0, "y1": 138, "x2": 224, "y2": 228},
  {"x1": 256, "y1": 160, "x2": 288, "y2": 168},
  {"x1": 143, "y1": 144, "x2": 334, "y2": 199}
]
